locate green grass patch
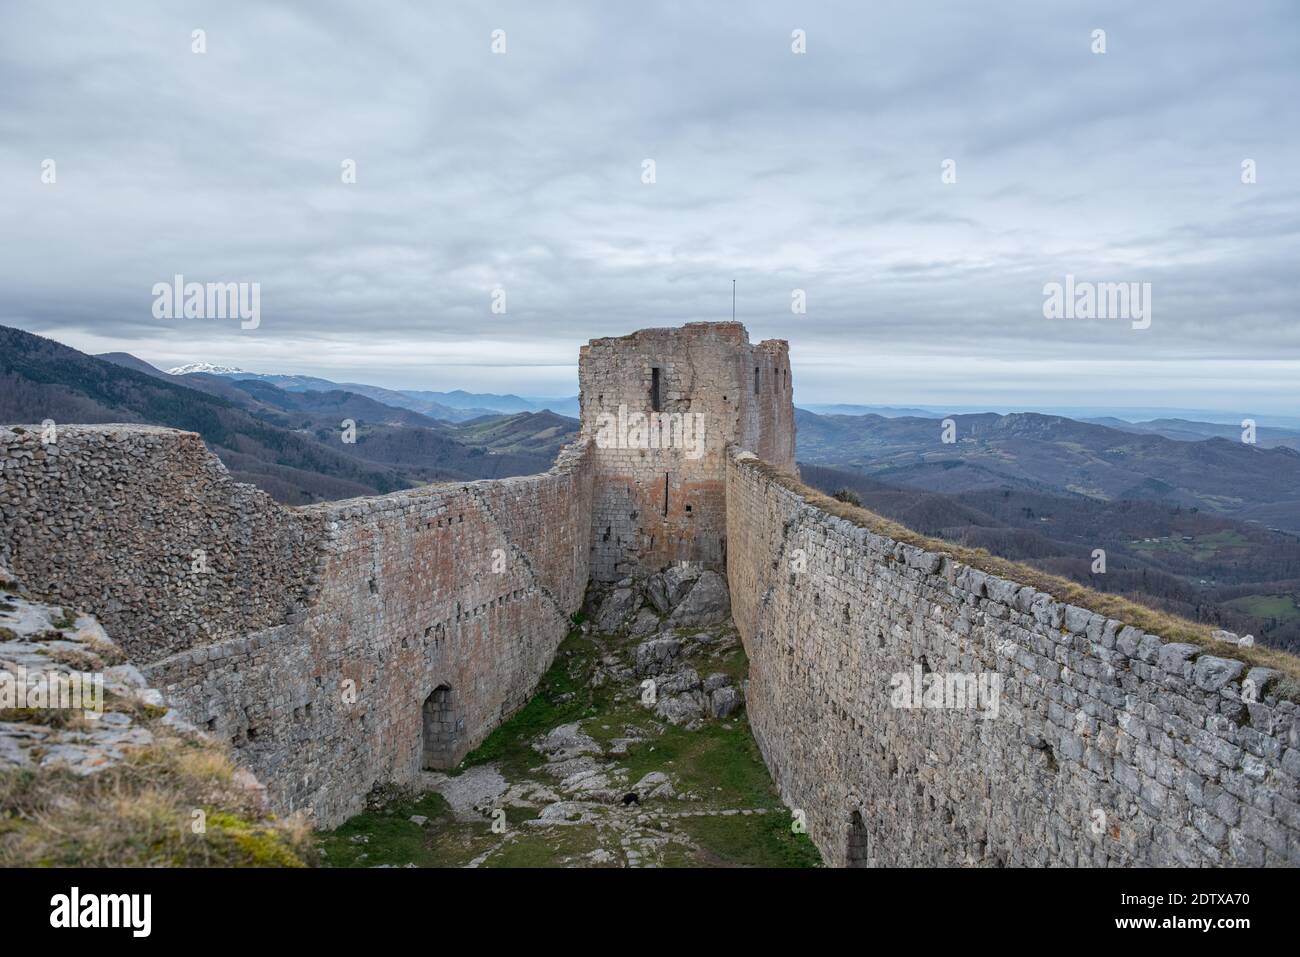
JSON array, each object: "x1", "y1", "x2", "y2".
[
  {"x1": 318, "y1": 791, "x2": 458, "y2": 868},
  {"x1": 1131, "y1": 530, "x2": 1251, "y2": 562},
  {"x1": 617, "y1": 718, "x2": 779, "y2": 810},
  {"x1": 1225, "y1": 594, "x2": 1300, "y2": 622},
  {"x1": 481, "y1": 826, "x2": 605, "y2": 868},
  {"x1": 676, "y1": 811, "x2": 822, "y2": 868},
  {"x1": 703, "y1": 644, "x2": 750, "y2": 685},
  {"x1": 50, "y1": 607, "x2": 79, "y2": 630}
]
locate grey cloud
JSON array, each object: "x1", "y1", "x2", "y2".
[{"x1": 0, "y1": 0, "x2": 1296, "y2": 411}]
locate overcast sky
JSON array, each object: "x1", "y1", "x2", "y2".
[{"x1": 2, "y1": 1, "x2": 1298, "y2": 411}]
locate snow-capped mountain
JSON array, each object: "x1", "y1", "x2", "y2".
[{"x1": 165, "y1": 362, "x2": 249, "y2": 376}]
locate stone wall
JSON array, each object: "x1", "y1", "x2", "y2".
[
  {"x1": 0, "y1": 424, "x2": 593, "y2": 825},
  {"x1": 727, "y1": 448, "x2": 1300, "y2": 867},
  {"x1": 11, "y1": 323, "x2": 1295, "y2": 862},
  {"x1": 0, "y1": 425, "x2": 322, "y2": 660},
  {"x1": 580, "y1": 322, "x2": 794, "y2": 582}
]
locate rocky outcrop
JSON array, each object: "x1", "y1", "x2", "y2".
[
  {"x1": 585, "y1": 568, "x2": 741, "y2": 729},
  {"x1": 668, "y1": 570, "x2": 731, "y2": 627},
  {"x1": 0, "y1": 564, "x2": 309, "y2": 867},
  {"x1": 0, "y1": 564, "x2": 196, "y2": 777},
  {"x1": 592, "y1": 568, "x2": 732, "y2": 636}
]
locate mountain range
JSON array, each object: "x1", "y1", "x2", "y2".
[
  {"x1": 4, "y1": 325, "x2": 1298, "y2": 651},
  {"x1": 1, "y1": 326, "x2": 578, "y2": 504},
  {"x1": 795, "y1": 409, "x2": 1300, "y2": 534},
  {"x1": 137, "y1": 361, "x2": 582, "y2": 421}
]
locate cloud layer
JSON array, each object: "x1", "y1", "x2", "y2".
[{"x1": 1, "y1": 1, "x2": 1297, "y2": 409}]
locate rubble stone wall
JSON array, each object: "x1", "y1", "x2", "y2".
[
  {"x1": 0, "y1": 425, "x2": 593, "y2": 825},
  {"x1": 0, "y1": 425, "x2": 322, "y2": 660}
]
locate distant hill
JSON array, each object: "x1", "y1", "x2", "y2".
[
  {"x1": 95, "y1": 352, "x2": 169, "y2": 379},
  {"x1": 175, "y1": 371, "x2": 484, "y2": 422},
  {"x1": 801, "y1": 462, "x2": 1300, "y2": 654},
  {"x1": 795, "y1": 408, "x2": 1300, "y2": 533},
  {"x1": 155, "y1": 363, "x2": 583, "y2": 420},
  {"x1": 3, "y1": 326, "x2": 578, "y2": 504},
  {"x1": 401, "y1": 388, "x2": 535, "y2": 414},
  {"x1": 799, "y1": 403, "x2": 942, "y2": 418},
  {"x1": 400, "y1": 389, "x2": 582, "y2": 418},
  {"x1": 4, "y1": 327, "x2": 405, "y2": 500},
  {"x1": 1082, "y1": 416, "x2": 1300, "y2": 451}
]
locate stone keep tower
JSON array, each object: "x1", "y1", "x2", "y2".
[{"x1": 579, "y1": 322, "x2": 795, "y2": 581}]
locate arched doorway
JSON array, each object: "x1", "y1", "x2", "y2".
[
  {"x1": 846, "y1": 809, "x2": 871, "y2": 867},
  {"x1": 422, "y1": 684, "x2": 460, "y2": 770}
]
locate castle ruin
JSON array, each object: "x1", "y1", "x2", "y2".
[{"x1": 2, "y1": 321, "x2": 1298, "y2": 866}]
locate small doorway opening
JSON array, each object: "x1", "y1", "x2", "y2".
[
  {"x1": 422, "y1": 684, "x2": 460, "y2": 770},
  {"x1": 847, "y1": 809, "x2": 871, "y2": 867}
]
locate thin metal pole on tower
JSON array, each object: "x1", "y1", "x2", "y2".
[{"x1": 732, "y1": 279, "x2": 736, "y2": 322}]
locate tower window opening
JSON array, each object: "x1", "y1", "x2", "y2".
[
  {"x1": 754, "y1": 366, "x2": 760, "y2": 394},
  {"x1": 651, "y1": 367, "x2": 662, "y2": 412}
]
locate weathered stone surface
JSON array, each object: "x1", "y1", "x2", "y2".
[
  {"x1": 644, "y1": 574, "x2": 671, "y2": 615},
  {"x1": 0, "y1": 574, "x2": 222, "y2": 781},
  {"x1": 0, "y1": 424, "x2": 595, "y2": 827},
  {"x1": 533, "y1": 723, "x2": 602, "y2": 760},
  {"x1": 628, "y1": 607, "x2": 661, "y2": 638},
  {"x1": 725, "y1": 446, "x2": 1300, "y2": 869},
  {"x1": 634, "y1": 637, "x2": 681, "y2": 677},
  {"x1": 656, "y1": 667, "x2": 701, "y2": 695},
  {"x1": 709, "y1": 686, "x2": 741, "y2": 719},
  {"x1": 1158, "y1": 643, "x2": 1200, "y2": 675},
  {"x1": 632, "y1": 771, "x2": 676, "y2": 800},
  {"x1": 594, "y1": 588, "x2": 639, "y2": 633},
  {"x1": 668, "y1": 571, "x2": 731, "y2": 627},
  {"x1": 703, "y1": 672, "x2": 732, "y2": 694},
  {"x1": 1193, "y1": 656, "x2": 1246, "y2": 692},
  {"x1": 662, "y1": 565, "x2": 703, "y2": 607},
  {"x1": 655, "y1": 690, "x2": 706, "y2": 725},
  {"x1": 582, "y1": 323, "x2": 794, "y2": 582}
]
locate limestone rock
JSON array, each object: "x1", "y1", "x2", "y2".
[
  {"x1": 656, "y1": 667, "x2": 701, "y2": 695},
  {"x1": 662, "y1": 564, "x2": 703, "y2": 607},
  {"x1": 628, "y1": 607, "x2": 661, "y2": 638},
  {"x1": 709, "y1": 686, "x2": 741, "y2": 719},
  {"x1": 654, "y1": 690, "x2": 706, "y2": 725},
  {"x1": 632, "y1": 771, "x2": 676, "y2": 800},
  {"x1": 668, "y1": 571, "x2": 731, "y2": 627},
  {"x1": 1193, "y1": 655, "x2": 1245, "y2": 692},
  {"x1": 594, "y1": 587, "x2": 639, "y2": 633},
  {"x1": 634, "y1": 637, "x2": 681, "y2": 677},
  {"x1": 645, "y1": 574, "x2": 672, "y2": 616},
  {"x1": 533, "y1": 722, "x2": 602, "y2": 759},
  {"x1": 703, "y1": 672, "x2": 732, "y2": 694}
]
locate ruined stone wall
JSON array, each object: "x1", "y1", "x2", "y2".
[
  {"x1": 0, "y1": 425, "x2": 323, "y2": 660},
  {"x1": 0, "y1": 425, "x2": 593, "y2": 825},
  {"x1": 580, "y1": 322, "x2": 794, "y2": 582},
  {"x1": 727, "y1": 448, "x2": 1300, "y2": 867}
]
